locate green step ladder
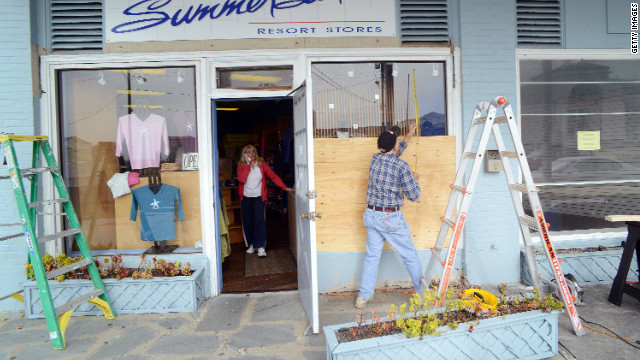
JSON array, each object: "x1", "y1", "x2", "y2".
[{"x1": 0, "y1": 134, "x2": 115, "y2": 350}]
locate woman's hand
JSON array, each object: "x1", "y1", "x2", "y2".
[{"x1": 285, "y1": 187, "x2": 294, "y2": 193}]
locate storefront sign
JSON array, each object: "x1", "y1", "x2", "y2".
[
  {"x1": 105, "y1": 0, "x2": 395, "y2": 42},
  {"x1": 182, "y1": 153, "x2": 199, "y2": 170}
]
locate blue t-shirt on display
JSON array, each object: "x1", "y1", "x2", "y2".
[{"x1": 130, "y1": 185, "x2": 185, "y2": 241}]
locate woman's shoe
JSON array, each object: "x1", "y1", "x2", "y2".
[
  {"x1": 246, "y1": 245, "x2": 255, "y2": 254},
  {"x1": 257, "y1": 247, "x2": 267, "y2": 257}
]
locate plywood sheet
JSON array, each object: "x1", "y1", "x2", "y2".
[
  {"x1": 314, "y1": 136, "x2": 456, "y2": 252},
  {"x1": 115, "y1": 171, "x2": 201, "y2": 249}
]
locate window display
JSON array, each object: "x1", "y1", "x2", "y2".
[
  {"x1": 520, "y1": 59, "x2": 640, "y2": 232},
  {"x1": 58, "y1": 66, "x2": 200, "y2": 252},
  {"x1": 311, "y1": 62, "x2": 447, "y2": 138}
]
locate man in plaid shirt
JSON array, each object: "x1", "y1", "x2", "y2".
[{"x1": 356, "y1": 123, "x2": 422, "y2": 309}]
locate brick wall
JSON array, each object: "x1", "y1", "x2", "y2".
[
  {"x1": 459, "y1": 0, "x2": 522, "y2": 284},
  {"x1": 0, "y1": 0, "x2": 35, "y2": 311}
]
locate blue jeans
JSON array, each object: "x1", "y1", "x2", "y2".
[
  {"x1": 240, "y1": 196, "x2": 267, "y2": 249},
  {"x1": 358, "y1": 208, "x2": 423, "y2": 300}
]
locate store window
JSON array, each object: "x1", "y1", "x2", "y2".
[
  {"x1": 311, "y1": 62, "x2": 447, "y2": 137},
  {"x1": 58, "y1": 67, "x2": 201, "y2": 252},
  {"x1": 520, "y1": 59, "x2": 640, "y2": 232}
]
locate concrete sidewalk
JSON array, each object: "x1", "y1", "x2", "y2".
[{"x1": 1, "y1": 284, "x2": 639, "y2": 359}]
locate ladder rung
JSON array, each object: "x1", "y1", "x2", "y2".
[
  {"x1": 0, "y1": 289, "x2": 23, "y2": 301},
  {"x1": 519, "y1": 215, "x2": 538, "y2": 230},
  {"x1": 46, "y1": 258, "x2": 92, "y2": 280},
  {"x1": 441, "y1": 216, "x2": 456, "y2": 228},
  {"x1": 474, "y1": 116, "x2": 507, "y2": 124},
  {"x1": 430, "y1": 248, "x2": 446, "y2": 268},
  {"x1": 510, "y1": 183, "x2": 528, "y2": 193},
  {"x1": 0, "y1": 233, "x2": 22, "y2": 242},
  {"x1": 55, "y1": 289, "x2": 103, "y2": 316},
  {"x1": 36, "y1": 211, "x2": 67, "y2": 216},
  {"x1": 464, "y1": 152, "x2": 477, "y2": 159},
  {"x1": 500, "y1": 151, "x2": 518, "y2": 158},
  {"x1": 29, "y1": 198, "x2": 68, "y2": 208},
  {"x1": 21, "y1": 167, "x2": 59, "y2": 175},
  {"x1": 38, "y1": 228, "x2": 81, "y2": 243},
  {"x1": 450, "y1": 184, "x2": 468, "y2": 194}
]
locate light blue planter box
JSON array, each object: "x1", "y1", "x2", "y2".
[
  {"x1": 23, "y1": 255, "x2": 207, "y2": 319},
  {"x1": 521, "y1": 247, "x2": 638, "y2": 286},
  {"x1": 324, "y1": 310, "x2": 559, "y2": 360}
]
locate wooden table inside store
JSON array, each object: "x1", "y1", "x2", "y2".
[
  {"x1": 114, "y1": 170, "x2": 201, "y2": 249},
  {"x1": 605, "y1": 214, "x2": 640, "y2": 305}
]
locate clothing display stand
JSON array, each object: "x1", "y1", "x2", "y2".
[
  {"x1": 420, "y1": 97, "x2": 586, "y2": 336},
  {"x1": 140, "y1": 168, "x2": 177, "y2": 254}
]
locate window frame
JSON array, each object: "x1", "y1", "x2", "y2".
[{"x1": 516, "y1": 49, "x2": 640, "y2": 240}]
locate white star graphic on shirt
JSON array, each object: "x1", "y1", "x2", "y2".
[
  {"x1": 140, "y1": 127, "x2": 148, "y2": 134},
  {"x1": 186, "y1": 122, "x2": 193, "y2": 132},
  {"x1": 150, "y1": 199, "x2": 160, "y2": 209}
]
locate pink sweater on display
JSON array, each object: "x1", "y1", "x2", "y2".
[{"x1": 116, "y1": 113, "x2": 170, "y2": 170}]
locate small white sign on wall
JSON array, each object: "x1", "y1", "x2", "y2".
[
  {"x1": 182, "y1": 153, "x2": 199, "y2": 170},
  {"x1": 105, "y1": 0, "x2": 396, "y2": 42}
]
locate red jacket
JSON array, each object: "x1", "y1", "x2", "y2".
[{"x1": 237, "y1": 161, "x2": 287, "y2": 201}]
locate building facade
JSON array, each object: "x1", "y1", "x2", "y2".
[{"x1": 1, "y1": 1, "x2": 638, "y2": 335}]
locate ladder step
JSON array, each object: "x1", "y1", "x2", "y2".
[
  {"x1": 36, "y1": 211, "x2": 67, "y2": 216},
  {"x1": 0, "y1": 289, "x2": 23, "y2": 302},
  {"x1": 46, "y1": 258, "x2": 92, "y2": 280},
  {"x1": 450, "y1": 184, "x2": 468, "y2": 194},
  {"x1": 474, "y1": 116, "x2": 507, "y2": 124},
  {"x1": 430, "y1": 248, "x2": 446, "y2": 267},
  {"x1": 21, "y1": 167, "x2": 59, "y2": 175},
  {"x1": 38, "y1": 228, "x2": 81, "y2": 243},
  {"x1": 510, "y1": 183, "x2": 528, "y2": 193},
  {"x1": 499, "y1": 151, "x2": 518, "y2": 158},
  {"x1": 55, "y1": 289, "x2": 103, "y2": 316},
  {"x1": 0, "y1": 233, "x2": 23, "y2": 242},
  {"x1": 29, "y1": 198, "x2": 68, "y2": 208},
  {"x1": 441, "y1": 216, "x2": 456, "y2": 228},
  {"x1": 519, "y1": 215, "x2": 539, "y2": 230}
]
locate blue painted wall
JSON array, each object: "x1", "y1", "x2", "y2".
[
  {"x1": 457, "y1": 0, "x2": 521, "y2": 285},
  {"x1": 565, "y1": 0, "x2": 635, "y2": 49},
  {"x1": 0, "y1": 0, "x2": 35, "y2": 311}
]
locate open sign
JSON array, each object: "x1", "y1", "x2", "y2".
[{"x1": 182, "y1": 153, "x2": 199, "y2": 170}]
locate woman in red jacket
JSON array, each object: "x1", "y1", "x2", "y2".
[{"x1": 237, "y1": 144, "x2": 293, "y2": 257}]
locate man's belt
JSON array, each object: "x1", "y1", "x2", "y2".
[{"x1": 367, "y1": 205, "x2": 400, "y2": 212}]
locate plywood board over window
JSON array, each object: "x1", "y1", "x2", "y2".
[{"x1": 314, "y1": 136, "x2": 456, "y2": 252}]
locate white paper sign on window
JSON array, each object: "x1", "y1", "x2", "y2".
[
  {"x1": 182, "y1": 153, "x2": 199, "y2": 170},
  {"x1": 105, "y1": 0, "x2": 396, "y2": 42}
]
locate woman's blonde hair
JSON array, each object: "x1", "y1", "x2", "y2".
[{"x1": 240, "y1": 144, "x2": 263, "y2": 166}]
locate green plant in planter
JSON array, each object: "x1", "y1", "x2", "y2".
[
  {"x1": 25, "y1": 254, "x2": 192, "y2": 282},
  {"x1": 340, "y1": 285, "x2": 564, "y2": 344}
]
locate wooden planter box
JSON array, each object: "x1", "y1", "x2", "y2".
[
  {"x1": 324, "y1": 310, "x2": 559, "y2": 360},
  {"x1": 23, "y1": 266, "x2": 205, "y2": 319},
  {"x1": 521, "y1": 248, "x2": 639, "y2": 286}
]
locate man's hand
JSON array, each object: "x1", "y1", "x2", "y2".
[
  {"x1": 404, "y1": 123, "x2": 419, "y2": 143},
  {"x1": 412, "y1": 171, "x2": 420, "y2": 180}
]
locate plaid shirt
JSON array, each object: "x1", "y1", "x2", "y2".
[{"x1": 366, "y1": 141, "x2": 420, "y2": 208}]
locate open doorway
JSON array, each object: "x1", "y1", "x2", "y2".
[{"x1": 216, "y1": 98, "x2": 297, "y2": 292}]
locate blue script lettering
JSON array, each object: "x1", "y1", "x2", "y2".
[{"x1": 111, "y1": 0, "x2": 343, "y2": 34}]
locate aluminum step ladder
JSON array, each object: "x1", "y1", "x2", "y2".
[
  {"x1": 419, "y1": 97, "x2": 586, "y2": 336},
  {"x1": 0, "y1": 134, "x2": 115, "y2": 349}
]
